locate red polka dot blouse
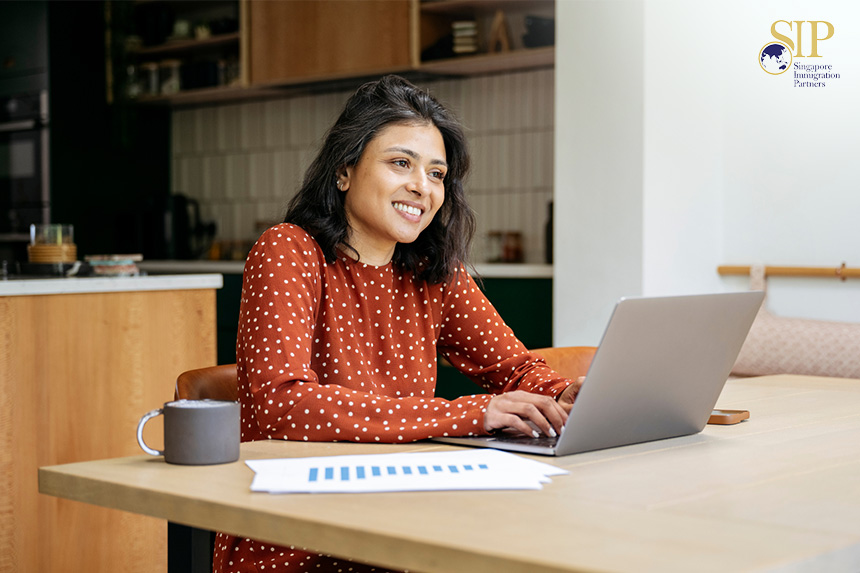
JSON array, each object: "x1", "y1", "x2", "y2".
[{"x1": 213, "y1": 223, "x2": 572, "y2": 572}]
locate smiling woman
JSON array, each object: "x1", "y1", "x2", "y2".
[
  {"x1": 337, "y1": 123, "x2": 447, "y2": 265},
  {"x1": 213, "y1": 75, "x2": 581, "y2": 573},
  {"x1": 283, "y1": 75, "x2": 473, "y2": 284}
]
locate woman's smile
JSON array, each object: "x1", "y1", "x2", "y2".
[{"x1": 393, "y1": 201, "x2": 424, "y2": 220}]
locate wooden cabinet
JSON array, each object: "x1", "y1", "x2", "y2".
[
  {"x1": 246, "y1": 0, "x2": 413, "y2": 85},
  {"x1": 112, "y1": 0, "x2": 555, "y2": 106},
  {"x1": 1, "y1": 285, "x2": 217, "y2": 572},
  {"x1": 244, "y1": 0, "x2": 556, "y2": 85}
]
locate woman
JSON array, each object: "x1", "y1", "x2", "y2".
[{"x1": 214, "y1": 75, "x2": 580, "y2": 573}]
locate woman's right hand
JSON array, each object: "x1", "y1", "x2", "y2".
[{"x1": 483, "y1": 391, "x2": 568, "y2": 438}]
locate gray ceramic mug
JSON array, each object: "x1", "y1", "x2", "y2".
[{"x1": 136, "y1": 399, "x2": 240, "y2": 465}]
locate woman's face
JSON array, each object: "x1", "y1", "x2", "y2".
[{"x1": 339, "y1": 122, "x2": 447, "y2": 265}]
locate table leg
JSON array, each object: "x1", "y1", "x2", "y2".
[{"x1": 168, "y1": 522, "x2": 214, "y2": 573}]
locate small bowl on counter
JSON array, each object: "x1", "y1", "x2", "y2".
[{"x1": 85, "y1": 254, "x2": 143, "y2": 277}]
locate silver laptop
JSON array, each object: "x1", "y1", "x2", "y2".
[{"x1": 434, "y1": 291, "x2": 764, "y2": 456}]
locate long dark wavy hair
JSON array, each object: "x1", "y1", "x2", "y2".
[{"x1": 284, "y1": 75, "x2": 475, "y2": 284}]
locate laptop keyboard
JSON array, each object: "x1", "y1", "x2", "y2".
[{"x1": 492, "y1": 434, "x2": 559, "y2": 448}]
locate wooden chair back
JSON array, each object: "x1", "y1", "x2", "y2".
[
  {"x1": 174, "y1": 364, "x2": 239, "y2": 402},
  {"x1": 172, "y1": 347, "x2": 595, "y2": 403},
  {"x1": 532, "y1": 346, "x2": 597, "y2": 379}
]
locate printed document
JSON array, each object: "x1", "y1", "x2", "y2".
[{"x1": 247, "y1": 449, "x2": 566, "y2": 493}]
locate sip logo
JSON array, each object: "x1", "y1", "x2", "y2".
[{"x1": 759, "y1": 20, "x2": 841, "y2": 87}]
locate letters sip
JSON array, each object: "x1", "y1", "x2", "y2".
[{"x1": 770, "y1": 20, "x2": 834, "y2": 58}]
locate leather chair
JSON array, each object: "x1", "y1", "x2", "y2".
[
  {"x1": 174, "y1": 364, "x2": 239, "y2": 401},
  {"x1": 173, "y1": 346, "x2": 596, "y2": 403},
  {"x1": 532, "y1": 346, "x2": 597, "y2": 379}
]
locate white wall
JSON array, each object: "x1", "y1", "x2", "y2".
[
  {"x1": 555, "y1": 0, "x2": 860, "y2": 346},
  {"x1": 554, "y1": 0, "x2": 644, "y2": 345}
]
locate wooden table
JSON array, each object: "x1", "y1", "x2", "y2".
[{"x1": 39, "y1": 375, "x2": 860, "y2": 572}]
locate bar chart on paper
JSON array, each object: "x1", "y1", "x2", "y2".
[
  {"x1": 308, "y1": 461, "x2": 489, "y2": 482},
  {"x1": 246, "y1": 449, "x2": 566, "y2": 493}
]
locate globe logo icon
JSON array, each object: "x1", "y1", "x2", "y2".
[{"x1": 760, "y1": 42, "x2": 792, "y2": 74}]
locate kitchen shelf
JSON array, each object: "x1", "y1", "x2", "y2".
[
  {"x1": 109, "y1": 0, "x2": 245, "y2": 103},
  {"x1": 131, "y1": 32, "x2": 240, "y2": 57},
  {"x1": 420, "y1": 46, "x2": 553, "y2": 75},
  {"x1": 417, "y1": 0, "x2": 554, "y2": 76},
  {"x1": 134, "y1": 83, "x2": 277, "y2": 106},
  {"x1": 420, "y1": 0, "x2": 553, "y2": 16}
]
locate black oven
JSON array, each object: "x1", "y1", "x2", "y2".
[{"x1": 0, "y1": 90, "x2": 50, "y2": 241}]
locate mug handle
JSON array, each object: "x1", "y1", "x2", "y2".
[{"x1": 137, "y1": 408, "x2": 165, "y2": 456}]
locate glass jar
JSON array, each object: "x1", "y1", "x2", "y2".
[
  {"x1": 159, "y1": 59, "x2": 182, "y2": 95},
  {"x1": 140, "y1": 62, "x2": 159, "y2": 96},
  {"x1": 125, "y1": 65, "x2": 141, "y2": 100}
]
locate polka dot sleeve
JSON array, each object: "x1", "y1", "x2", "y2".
[
  {"x1": 236, "y1": 224, "x2": 494, "y2": 444},
  {"x1": 437, "y1": 270, "x2": 574, "y2": 400}
]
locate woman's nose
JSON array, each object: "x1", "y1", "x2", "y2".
[{"x1": 406, "y1": 173, "x2": 428, "y2": 195}]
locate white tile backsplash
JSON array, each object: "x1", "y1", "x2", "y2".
[
  {"x1": 198, "y1": 107, "x2": 219, "y2": 153},
  {"x1": 248, "y1": 152, "x2": 273, "y2": 201},
  {"x1": 172, "y1": 69, "x2": 555, "y2": 259},
  {"x1": 224, "y1": 154, "x2": 250, "y2": 199},
  {"x1": 263, "y1": 99, "x2": 289, "y2": 149},
  {"x1": 201, "y1": 156, "x2": 225, "y2": 201},
  {"x1": 240, "y1": 102, "x2": 267, "y2": 151},
  {"x1": 287, "y1": 96, "x2": 315, "y2": 147},
  {"x1": 216, "y1": 105, "x2": 240, "y2": 152}
]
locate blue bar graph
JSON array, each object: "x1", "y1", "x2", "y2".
[{"x1": 302, "y1": 462, "x2": 489, "y2": 485}]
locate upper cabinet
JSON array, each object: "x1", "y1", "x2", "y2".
[
  {"x1": 109, "y1": 0, "x2": 555, "y2": 106},
  {"x1": 246, "y1": 0, "x2": 413, "y2": 86}
]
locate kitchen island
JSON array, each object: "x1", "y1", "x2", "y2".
[{"x1": 0, "y1": 273, "x2": 221, "y2": 572}]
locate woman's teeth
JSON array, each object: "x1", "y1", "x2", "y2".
[{"x1": 394, "y1": 203, "x2": 421, "y2": 216}]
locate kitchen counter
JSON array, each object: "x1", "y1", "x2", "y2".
[
  {"x1": 138, "y1": 260, "x2": 553, "y2": 278},
  {"x1": 0, "y1": 273, "x2": 223, "y2": 296},
  {"x1": 1, "y1": 273, "x2": 219, "y2": 571}
]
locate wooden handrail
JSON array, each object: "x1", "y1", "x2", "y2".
[{"x1": 717, "y1": 263, "x2": 859, "y2": 281}]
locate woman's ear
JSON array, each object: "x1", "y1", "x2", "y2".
[{"x1": 336, "y1": 167, "x2": 351, "y2": 192}]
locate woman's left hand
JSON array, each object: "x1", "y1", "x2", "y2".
[{"x1": 557, "y1": 376, "x2": 586, "y2": 413}]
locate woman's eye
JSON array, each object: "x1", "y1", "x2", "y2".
[
  {"x1": 430, "y1": 170, "x2": 446, "y2": 181},
  {"x1": 393, "y1": 159, "x2": 409, "y2": 168}
]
